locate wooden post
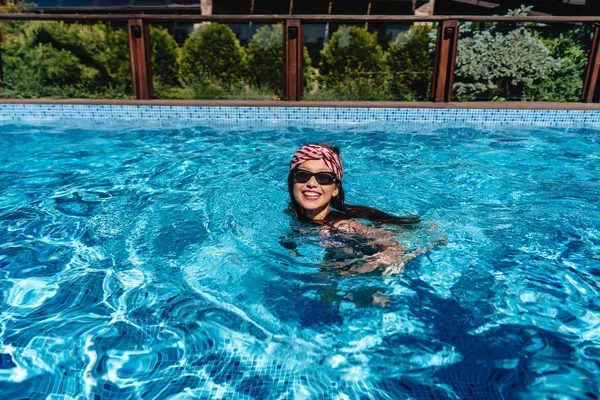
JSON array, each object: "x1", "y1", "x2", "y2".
[
  {"x1": 283, "y1": 19, "x2": 303, "y2": 101},
  {"x1": 431, "y1": 19, "x2": 459, "y2": 102},
  {"x1": 324, "y1": 1, "x2": 333, "y2": 43},
  {"x1": 128, "y1": 18, "x2": 153, "y2": 100},
  {"x1": 581, "y1": 25, "x2": 600, "y2": 103},
  {"x1": 201, "y1": 0, "x2": 212, "y2": 16}
]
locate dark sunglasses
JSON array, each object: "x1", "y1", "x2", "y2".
[{"x1": 293, "y1": 170, "x2": 337, "y2": 185}]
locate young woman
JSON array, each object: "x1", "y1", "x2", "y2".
[{"x1": 287, "y1": 143, "x2": 429, "y2": 275}]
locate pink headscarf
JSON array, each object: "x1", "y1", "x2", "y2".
[{"x1": 290, "y1": 144, "x2": 344, "y2": 182}]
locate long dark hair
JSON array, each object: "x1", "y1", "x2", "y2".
[{"x1": 288, "y1": 144, "x2": 420, "y2": 226}]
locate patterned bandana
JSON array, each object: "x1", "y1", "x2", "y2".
[{"x1": 290, "y1": 144, "x2": 344, "y2": 182}]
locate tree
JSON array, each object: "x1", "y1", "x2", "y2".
[
  {"x1": 454, "y1": 7, "x2": 560, "y2": 101},
  {"x1": 0, "y1": 0, "x2": 26, "y2": 12},
  {"x1": 150, "y1": 26, "x2": 179, "y2": 87},
  {"x1": 178, "y1": 23, "x2": 246, "y2": 88},
  {"x1": 246, "y1": 24, "x2": 284, "y2": 94},
  {"x1": 387, "y1": 25, "x2": 434, "y2": 101},
  {"x1": 455, "y1": 26, "x2": 560, "y2": 100},
  {"x1": 246, "y1": 24, "x2": 315, "y2": 97},
  {"x1": 1, "y1": 21, "x2": 132, "y2": 97},
  {"x1": 523, "y1": 25, "x2": 592, "y2": 102},
  {"x1": 318, "y1": 25, "x2": 388, "y2": 90}
]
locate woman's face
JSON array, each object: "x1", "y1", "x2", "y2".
[{"x1": 293, "y1": 159, "x2": 339, "y2": 220}]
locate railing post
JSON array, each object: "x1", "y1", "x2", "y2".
[
  {"x1": 283, "y1": 19, "x2": 303, "y2": 101},
  {"x1": 581, "y1": 25, "x2": 600, "y2": 103},
  {"x1": 128, "y1": 18, "x2": 153, "y2": 100},
  {"x1": 431, "y1": 19, "x2": 459, "y2": 102}
]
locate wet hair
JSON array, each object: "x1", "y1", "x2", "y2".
[{"x1": 288, "y1": 144, "x2": 420, "y2": 227}]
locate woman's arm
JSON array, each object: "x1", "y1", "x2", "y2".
[
  {"x1": 333, "y1": 219, "x2": 408, "y2": 275},
  {"x1": 331, "y1": 219, "x2": 444, "y2": 275}
]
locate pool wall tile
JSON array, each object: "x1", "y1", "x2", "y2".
[{"x1": 1, "y1": 105, "x2": 600, "y2": 129}]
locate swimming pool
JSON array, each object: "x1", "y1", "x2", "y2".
[{"x1": 1, "y1": 105, "x2": 599, "y2": 399}]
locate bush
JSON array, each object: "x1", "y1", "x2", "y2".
[
  {"x1": 178, "y1": 23, "x2": 246, "y2": 88},
  {"x1": 101, "y1": 27, "x2": 131, "y2": 88},
  {"x1": 27, "y1": 44, "x2": 82, "y2": 85},
  {"x1": 303, "y1": 75, "x2": 393, "y2": 101},
  {"x1": 1, "y1": 21, "x2": 132, "y2": 98},
  {"x1": 523, "y1": 25, "x2": 592, "y2": 102},
  {"x1": 246, "y1": 24, "x2": 283, "y2": 95},
  {"x1": 455, "y1": 26, "x2": 559, "y2": 101},
  {"x1": 388, "y1": 25, "x2": 434, "y2": 101},
  {"x1": 318, "y1": 26, "x2": 388, "y2": 91},
  {"x1": 154, "y1": 80, "x2": 277, "y2": 101},
  {"x1": 150, "y1": 26, "x2": 179, "y2": 87},
  {"x1": 0, "y1": 0, "x2": 26, "y2": 12},
  {"x1": 454, "y1": 6, "x2": 561, "y2": 101},
  {"x1": 245, "y1": 24, "x2": 316, "y2": 97}
]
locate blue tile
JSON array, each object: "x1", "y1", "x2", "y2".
[{"x1": 1, "y1": 105, "x2": 600, "y2": 129}]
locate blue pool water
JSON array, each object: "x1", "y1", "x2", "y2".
[{"x1": 0, "y1": 118, "x2": 599, "y2": 399}]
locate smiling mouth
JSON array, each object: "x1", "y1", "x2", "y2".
[{"x1": 302, "y1": 191, "x2": 321, "y2": 200}]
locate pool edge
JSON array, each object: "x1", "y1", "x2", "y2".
[
  {"x1": 2, "y1": 103, "x2": 600, "y2": 129},
  {"x1": 2, "y1": 99, "x2": 600, "y2": 111}
]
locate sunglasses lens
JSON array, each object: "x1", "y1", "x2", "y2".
[
  {"x1": 294, "y1": 170, "x2": 311, "y2": 183},
  {"x1": 316, "y1": 173, "x2": 335, "y2": 185},
  {"x1": 294, "y1": 170, "x2": 336, "y2": 185}
]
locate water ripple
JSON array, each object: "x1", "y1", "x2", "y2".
[{"x1": 0, "y1": 123, "x2": 599, "y2": 398}]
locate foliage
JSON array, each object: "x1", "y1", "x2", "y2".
[
  {"x1": 154, "y1": 79, "x2": 276, "y2": 101},
  {"x1": 304, "y1": 75, "x2": 393, "y2": 101},
  {"x1": 244, "y1": 24, "x2": 315, "y2": 98},
  {"x1": 0, "y1": 20, "x2": 180, "y2": 99},
  {"x1": 452, "y1": 5, "x2": 584, "y2": 101},
  {"x1": 318, "y1": 26, "x2": 388, "y2": 91},
  {"x1": 454, "y1": 19, "x2": 559, "y2": 100},
  {"x1": 0, "y1": 0, "x2": 27, "y2": 12},
  {"x1": 387, "y1": 25, "x2": 434, "y2": 101},
  {"x1": 245, "y1": 24, "x2": 283, "y2": 95},
  {"x1": 150, "y1": 26, "x2": 179, "y2": 87},
  {"x1": 505, "y1": 5, "x2": 533, "y2": 17},
  {"x1": 1, "y1": 21, "x2": 132, "y2": 98},
  {"x1": 102, "y1": 27, "x2": 130, "y2": 88},
  {"x1": 178, "y1": 23, "x2": 246, "y2": 88},
  {"x1": 1, "y1": 6, "x2": 589, "y2": 103},
  {"x1": 0, "y1": 82, "x2": 131, "y2": 99},
  {"x1": 523, "y1": 25, "x2": 592, "y2": 102},
  {"x1": 302, "y1": 47, "x2": 316, "y2": 95}
]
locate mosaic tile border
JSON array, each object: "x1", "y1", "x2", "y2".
[{"x1": 1, "y1": 104, "x2": 600, "y2": 129}]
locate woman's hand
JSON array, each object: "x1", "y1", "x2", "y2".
[{"x1": 333, "y1": 218, "x2": 442, "y2": 276}]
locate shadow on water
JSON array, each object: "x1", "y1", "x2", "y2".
[{"x1": 376, "y1": 269, "x2": 584, "y2": 400}]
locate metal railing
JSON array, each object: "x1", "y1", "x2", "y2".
[{"x1": 1, "y1": 13, "x2": 600, "y2": 102}]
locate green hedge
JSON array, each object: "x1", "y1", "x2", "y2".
[
  {"x1": 388, "y1": 25, "x2": 434, "y2": 101},
  {"x1": 246, "y1": 24, "x2": 283, "y2": 95},
  {"x1": 178, "y1": 23, "x2": 246, "y2": 89},
  {"x1": 245, "y1": 24, "x2": 315, "y2": 98},
  {"x1": 318, "y1": 26, "x2": 388, "y2": 91},
  {"x1": 0, "y1": 17, "x2": 591, "y2": 102},
  {"x1": 1, "y1": 21, "x2": 131, "y2": 98},
  {"x1": 151, "y1": 26, "x2": 179, "y2": 87},
  {"x1": 453, "y1": 6, "x2": 589, "y2": 101}
]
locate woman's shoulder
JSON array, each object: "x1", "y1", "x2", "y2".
[{"x1": 325, "y1": 213, "x2": 371, "y2": 235}]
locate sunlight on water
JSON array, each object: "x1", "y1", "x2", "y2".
[{"x1": 0, "y1": 121, "x2": 599, "y2": 399}]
